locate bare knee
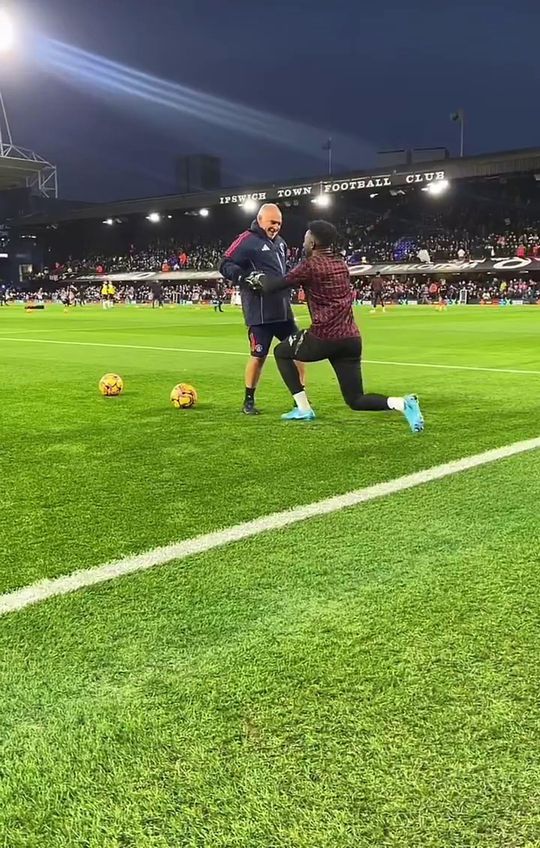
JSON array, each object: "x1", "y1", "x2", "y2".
[{"x1": 245, "y1": 355, "x2": 266, "y2": 386}]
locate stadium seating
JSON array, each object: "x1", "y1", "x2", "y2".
[
  {"x1": 28, "y1": 217, "x2": 540, "y2": 283},
  {"x1": 14, "y1": 177, "x2": 540, "y2": 300}
]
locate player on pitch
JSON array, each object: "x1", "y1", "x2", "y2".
[
  {"x1": 220, "y1": 203, "x2": 304, "y2": 415},
  {"x1": 245, "y1": 219, "x2": 424, "y2": 432}
]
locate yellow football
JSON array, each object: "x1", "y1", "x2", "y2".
[
  {"x1": 99, "y1": 373, "x2": 124, "y2": 397},
  {"x1": 170, "y1": 382, "x2": 198, "y2": 409}
]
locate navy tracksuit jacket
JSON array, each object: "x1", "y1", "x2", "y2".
[{"x1": 220, "y1": 221, "x2": 294, "y2": 326}]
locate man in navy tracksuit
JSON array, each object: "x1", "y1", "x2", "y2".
[{"x1": 220, "y1": 203, "x2": 304, "y2": 415}]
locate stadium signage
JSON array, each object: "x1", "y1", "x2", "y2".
[
  {"x1": 218, "y1": 171, "x2": 446, "y2": 205},
  {"x1": 218, "y1": 191, "x2": 269, "y2": 205},
  {"x1": 73, "y1": 255, "x2": 540, "y2": 284},
  {"x1": 349, "y1": 257, "x2": 540, "y2": 275},
  {"x1": 405, "y1": 170, "x2": 445, "y2": 184}
]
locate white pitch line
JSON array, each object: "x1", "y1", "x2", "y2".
[
  {"x1": 1, "y1": 435, "x2": 539, "y2": 619},
  {"x1": 1, "y1": 336, "x2": 539, "y2": 376},
  {"x1": 0, "y1": 328, "x2": 61, "y2": 335},
  {"x1": 362, "y1": 358, "x2": 540, "y2": 376},
  {"x1": 0, "y1": 336, "x2": 246, "y2": 358}
]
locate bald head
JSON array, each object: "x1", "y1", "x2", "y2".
[{"x1": 257, "y1": 203, "x2": 282, "y2": 240}]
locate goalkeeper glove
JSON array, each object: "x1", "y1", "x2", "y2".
[{"x1": 243, "y1": 271, "x2": 266, "y2": 291}]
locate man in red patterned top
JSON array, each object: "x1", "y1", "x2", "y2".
[{"x1": 246, "y1": 220, "x2": 424, "y2": 431}]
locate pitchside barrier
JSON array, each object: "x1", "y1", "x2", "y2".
[{"x1": 68, "y1": 255, "x2": 540, "y2": 284}]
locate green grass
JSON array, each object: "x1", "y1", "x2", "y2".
[{"x1": 0, "y1": 302, "x2": 539, "y2": 846}]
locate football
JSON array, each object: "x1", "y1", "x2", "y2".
[
  {"x1": 99, "y1": 373, "x2": 124, "y2": 397},
  {"x1": 170, "y1": 382, "x2": 198, "y2": 409}
]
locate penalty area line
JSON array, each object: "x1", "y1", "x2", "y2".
[
  {"x1": 1, "y1": 435, "x2": 539, "y2": 618},
  {"x1": 1, "y1": 336, "x2": 539, "y2": 375}
]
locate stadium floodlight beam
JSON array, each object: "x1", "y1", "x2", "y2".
[
  {"x1": 313, "y1": 193, "x2": 331, "y2": 208},
  {"x1": 146, "y1": 212, "x2": 161, "y2": 223},
  {"x1": 199, "y1": 208, "x2": 209, "y2": 217},
  {"x1": 0, "y1": 9, "x2": 15, "y2": 53},
  {"x1": 38, "y1": 39, "x2": 374, "y2": 167}
]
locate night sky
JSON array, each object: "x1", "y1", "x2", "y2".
[{"x1": 3, "y1": 0, "x2": 539, "y2": 202}]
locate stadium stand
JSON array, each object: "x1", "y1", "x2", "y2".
[
  {"x1": 14, "y1": 172, "x2": 540, "y2": 278},
  {"x1": 2, "y1": 151, "x2": 540, "y2": 306}
]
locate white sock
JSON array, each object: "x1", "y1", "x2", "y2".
[
  {"x1": 293, "y1": 390, "x2": 312, "y2": 412},
  {"x1": 387, "y1": 396, "x2": 405, "y2": 412}
]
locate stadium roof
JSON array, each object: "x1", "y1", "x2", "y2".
[
  {"x1": 13, "y1": 146, "x2": 540, "y2": 227},
  {"x1": 0, "y1": 144, "x2": 58, "y2": 198},
  {"x1": 0, "y1": 153, "x2": 48, "y2": 190}
]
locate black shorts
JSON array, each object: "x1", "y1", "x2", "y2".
[
  {"x1": 279, "y1": 329, "x2": 362, "y2": 364},
  {"x1": 248, "y1": 320, "x2": 298, "y2": 358}
]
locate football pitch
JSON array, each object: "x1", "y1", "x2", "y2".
[{"x1": 1, "y1": 302, "x2": 539, "y2": 847}]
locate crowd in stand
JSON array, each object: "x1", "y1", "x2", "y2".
[
  {"x1": 38, "y1": 241, "x2": 227, "y2": 282},
  {"x1": 6, "y1": 275, "x2": 538, "y2": 307},
  {"x1": 10, "y1": 180, "x2": 540, "y2": 300},
  {"x1": 345, "y1": 228, "x2": 540, "y2": 265},
  {"x1": 30, "y1": 220, "x2": 540, "y2": 283},
  {"x1": 341, "y1": 215, "x2": 540, "y2": 264},
  {"x1": 351, "y1": 277, "x2": 538, "y2": 303}
]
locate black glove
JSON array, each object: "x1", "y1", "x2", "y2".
[{"x1": 243, "y1": 271, "x2": 266, "y2": 291}]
